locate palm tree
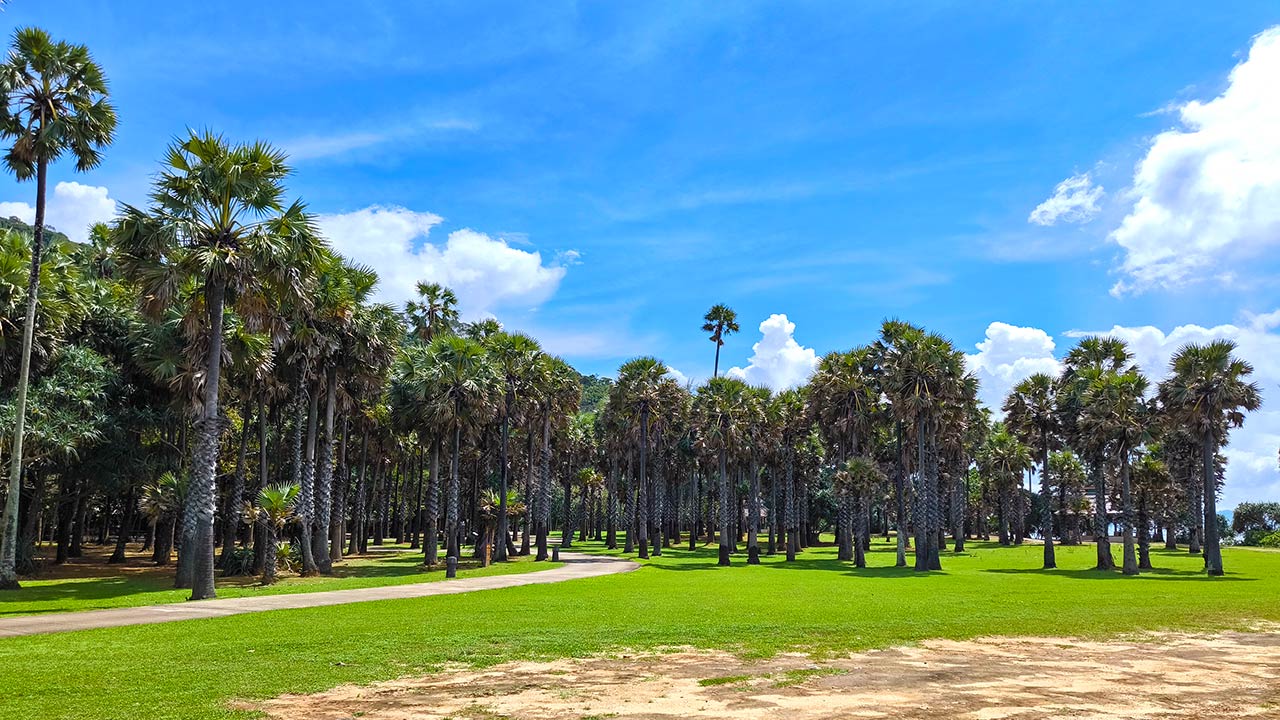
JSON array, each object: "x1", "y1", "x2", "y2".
[
  {"x1": 487, "y1": 332, "x2": 540, "y2": 562},
  {"x1": 1058, "y1": 336, "x2": 1134, "y2": 571},
  {"x1": 701, "y1": 304, "x2": 740, "y2": 378},
  {"x1": 694, "y1": 376, "x2": 749, "y2": 566},
  {"x1": 255, "y1": 482, "x2": 299, "y2": 585},
  {"x1": 1080, "y1": 369, "x2": 1150, "y2": 575},
  {"x1": 0, "y1": 27, "x2": 116, "y2": 589},
  {"x1": 833, "y1": 456, "x2": 886, "y2": 567},
  {"x1": 978, "y1": 425, "x2": 1031, "y2": 546},
  {"x1": 114, "y1": 132, "x2": 322, "y2": 599},
  {"x1": 405, "y1": 282, "x2": 458, "y2": 343},
  {"x1": 429, "y1": 334, "x2": 494, "y2": 561},
  {"x1": 615, "y1": 357, "x2": 674, "y2": 559},
  {"x1": 1004, "y1": 373, "x2": 1060, "y2": 569},
  {"x1": 1158, "y1": 341, "x2": 1261, "y2": 576}
]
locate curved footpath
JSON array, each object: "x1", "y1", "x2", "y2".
[{"x1": 0, "y1": 552, "x2": 636, "y2": 638}]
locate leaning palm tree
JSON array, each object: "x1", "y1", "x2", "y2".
[
  {"x1": 701, "y1": 304, "x2": 740, "y2": 378},
  {"x1": 1004, "y1": 373, "x2": 1060, "y2": 569},
  {"x1": 1158, "y1": 340, "x2": 1261, "y2": 576},
  {"x1": 0, "y1": 27, "x2": 116, "y2": 589},
  {"x1": 114, "y1": 131, "x2": 323, "y2": 599}
]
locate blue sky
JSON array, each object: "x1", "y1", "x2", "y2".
[{"x1": 4, "y1": 2, "x2": 1280, "y2": 504}]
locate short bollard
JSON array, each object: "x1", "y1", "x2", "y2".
[
  {"x1": 446, "y1": 556, "x2": 457, "y2": 578},
  {"x1": 552, "y1": 547, "x2": 560, "y2": 562}
]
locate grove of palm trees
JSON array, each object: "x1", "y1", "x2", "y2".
[{"x1": 4, "y1": 10, "x2": 1280, "y2": 720}]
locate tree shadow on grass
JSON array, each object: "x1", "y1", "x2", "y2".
[{"x1": 984, "y1": 567, "x2": 1255, "y2": 582}]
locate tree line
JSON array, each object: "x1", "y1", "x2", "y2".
[{"x1": 0, "y1": 26, "x2": 1263, "y2": 595}]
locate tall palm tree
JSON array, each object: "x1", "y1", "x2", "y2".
[
  {"x1": 487, "y1": 332, "x2": 541, "y2": 562},
  {"x1": 1158, "y1": 340, "x2": 1261, "y2": 576},
  {"x1": 1004, "y1": 373, "x2": 1060, "y2": 569},
  {"x1": 615, "y1": 357, "x2": 674, "y2": 559},
  {"x1": 701, "y1": 304, "x2": 739, "y2": 378},
  {"x1": 428, "y1": 334, "x2": 494, "y2": 561},
  {"x1": 405, "y1": 282, "x2": 458, "y2": 343},
  {"x1": 114, "y1": 132, "x2": 322, "y2": 599},
  {"x1": 694, "y1": 376, "x2": 749, "y2": 566},
  {"x1": 1058, "y1": 336, "x2": 1134, "y2": 571},
  {"x1": 1081, "y1": 369, "x2": 1150, "y2": 575},
  {"x1": 0, "y1": 27, "x2": 116, "y2": 589},
  {"x1": 978, "y1": 425, "x2": 1032, "y2": 546}
]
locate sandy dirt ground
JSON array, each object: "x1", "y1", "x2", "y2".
[{"x1": 245, "y1": 629, "x2": 1280, "y2": 719}]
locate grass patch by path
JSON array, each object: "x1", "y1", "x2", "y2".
[
  {"x1": 2, "y1": 539, "x2": 1278, "y2": 719},
  {"x1": 0, "y1": 545, "x2": 558, "y2": 616}
]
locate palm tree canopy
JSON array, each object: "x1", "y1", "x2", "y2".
[
  {"x1": 1158, "y1": 340, "x2": 1262, "y2": 440},
  {"x1": 0, "y1": 26, "x2": 117, "y2": 178},
  {"x1": 701, "y1": 303, "x2": 739, "y2": 346}
]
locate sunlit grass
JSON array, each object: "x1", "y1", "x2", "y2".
[{"x1": 2, "y1": 537, "x2": 1277, "y2": 719}]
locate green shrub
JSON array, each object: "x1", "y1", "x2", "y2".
[{"x1": 221, "y1": 547, "x2": 256, "y2": 577}]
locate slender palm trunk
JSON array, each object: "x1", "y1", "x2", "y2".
[
  {"x1": 1138, "y1": 486, "x2": 1153, "y2": 570},
  {"x1": 446, "y1": 417, "x2": 462, "y2": 560},
  {"x1": 220, "y1": 398, "x2": 252, "y2": 568},
  {"x1": 0, "y1": 158, "x2": 48, "y2": 590},
  {"x1": 717, "y1": 448, "x2": 731, "y2": 566},
  {"x1": 894, "y1": 422, "x2": 907, "y2": 567},
  {"x1": 747, "y1": 459, "x2": 761, "y2": 564},
  {"x1": 1092, "y1": 455, "x2": 1114, "y2": 570},
  {"x1": 424, "y1": 437, "x2": 440, "y2": 564},
  {"x1": 637, "y1": 406, "x2": 650, "y2": 559},
  {"x1": 521, "y1": 429, "x2": 533, "y2": 555},
  {"x1": 1202, "y1": 433, "x2": 1224, "y2": 576},
  {"x1": 1041, "y1": 430, "x2": 1056, "y2": 569},
  {"x1": 184, "y1": 277, "x2": 228, "y2": 600},
  {"x1": 785, "y1": 445, "x2": 798, "y2": 562},
  {"x1": 262, "y1": 525, "x2": 279, "y2": 585},
  {"x1": 536, "y1": 412, "x2": 552, "y2": 560},
  {"x1": 254, "y1": 399, "x2": 269, "y2": 573},
  {"x1": 1120, "y1": 444, "x2": 1138, "y2": 575},
  {"x1": 312, "y1": 372, "x2": 336, "y2": 573},
  {"x1": 496, "y1": 388, "x2": 513, "y2": 562}
]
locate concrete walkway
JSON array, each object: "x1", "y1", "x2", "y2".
[{"x1": 0, "y1": 552, "x2": 636, "y2": 638}]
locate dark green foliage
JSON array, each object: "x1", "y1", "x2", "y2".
[
  {"x1": 220, "y1": 546, "x2": 256, "y2": 577},
  {"x1": 577, "y1": 372, "x2": 612, "y2": 413},
  {"x1": 1232, "y1": 502, "x2": 1280, "y2": 545}
]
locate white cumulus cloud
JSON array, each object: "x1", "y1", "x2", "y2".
[
  {"x1": 317, "y1": 206, "x2": 568, "y2": 318},
  {"x1": 1028, "y1": 173, "x2": 1104, "y2": 226},
  {"x1": 964, "y1": 322, "x2": 1062, "y2": 413},
  {"x1": 726, "y1": 313, "x2": 819, "y2": 390},
  {"x1": 0, "y1": 181, "x2": 118, "y2": 243},
  {"x1": 1109, "y1": 26, "x2": 1280, "y2": 295}
]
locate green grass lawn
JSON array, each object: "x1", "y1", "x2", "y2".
[
  {"x1": 2, "y1": 538, "x2": 1278, "y2": 719},
  {"x1": 0, "y1": 546, "x2": 558, "y2": 617}
]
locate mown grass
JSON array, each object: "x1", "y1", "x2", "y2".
[
  {"x1": 2, "y1": 538, "x2": 1278, "y2": 719},
  {"x1": 0, "y1": 546, "x2": 556, "y2": 616}
]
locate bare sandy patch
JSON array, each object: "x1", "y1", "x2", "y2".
[{"x1": 244, "y1": 629, "x2": 1280, "y2": 719}]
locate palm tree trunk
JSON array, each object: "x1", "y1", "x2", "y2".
[
  {"x1": 255, "y1": 398, "x2": 269, "y2": 573},
  {"x1": 220, "y1": 398, "x2": 253, "y2": 568},
  {"x1": 297, "y1": 381, "x2": 320, "y2": 576},
  {"x1": 1138, "y1": 487, "x2": 1152, "y2": 570},
  {"x1": 1120, "y1": 445, "x2": 1138, "y2": 575},
  {"x1": 262, "y1": 527, "x2": 279, "y2": 585},
  {"x1": 718, "y1": 448, "x2": 731, "y2": 566},
  {"x1": 185, "y1": 276, "x2": 228, "y2": 600},
  {"x1": 446, "y1": 417, "x2": 462, "y2": 560},
  {"x1": 607, "y1": 455, "x2": 619, "y2": 550},
  {"x1": 313, "y1": 371, "x2": 337, "y2": 574},
  {"x1": 424, "y1": 437, "x2": 440, "y2": 564},
  {"x1": 536, "y1": 412, "x2": 552, "y2": 560},
  {"x1": 496, "y1": 388, "x2": 513, "y2": 562},
  {"x1": 1202, "y1": 433, "x2": 1224, "y2": 576},
  {"x1": 521, "y1": 429, "x2": 534, "y2": 555},
  {"x1": 1092, "y1": 456, "x2": 1114, "y2": 570},
  {"x1": 1041, "y1": 431, "x2": 1056, "y2": 569},
  {"x1": 0, "y1": 157, "x2": 48, "y2": 590}
]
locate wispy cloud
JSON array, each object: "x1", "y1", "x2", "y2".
[{"x1": 284, "y1": 117, "x2": 479, "y2": 162}]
